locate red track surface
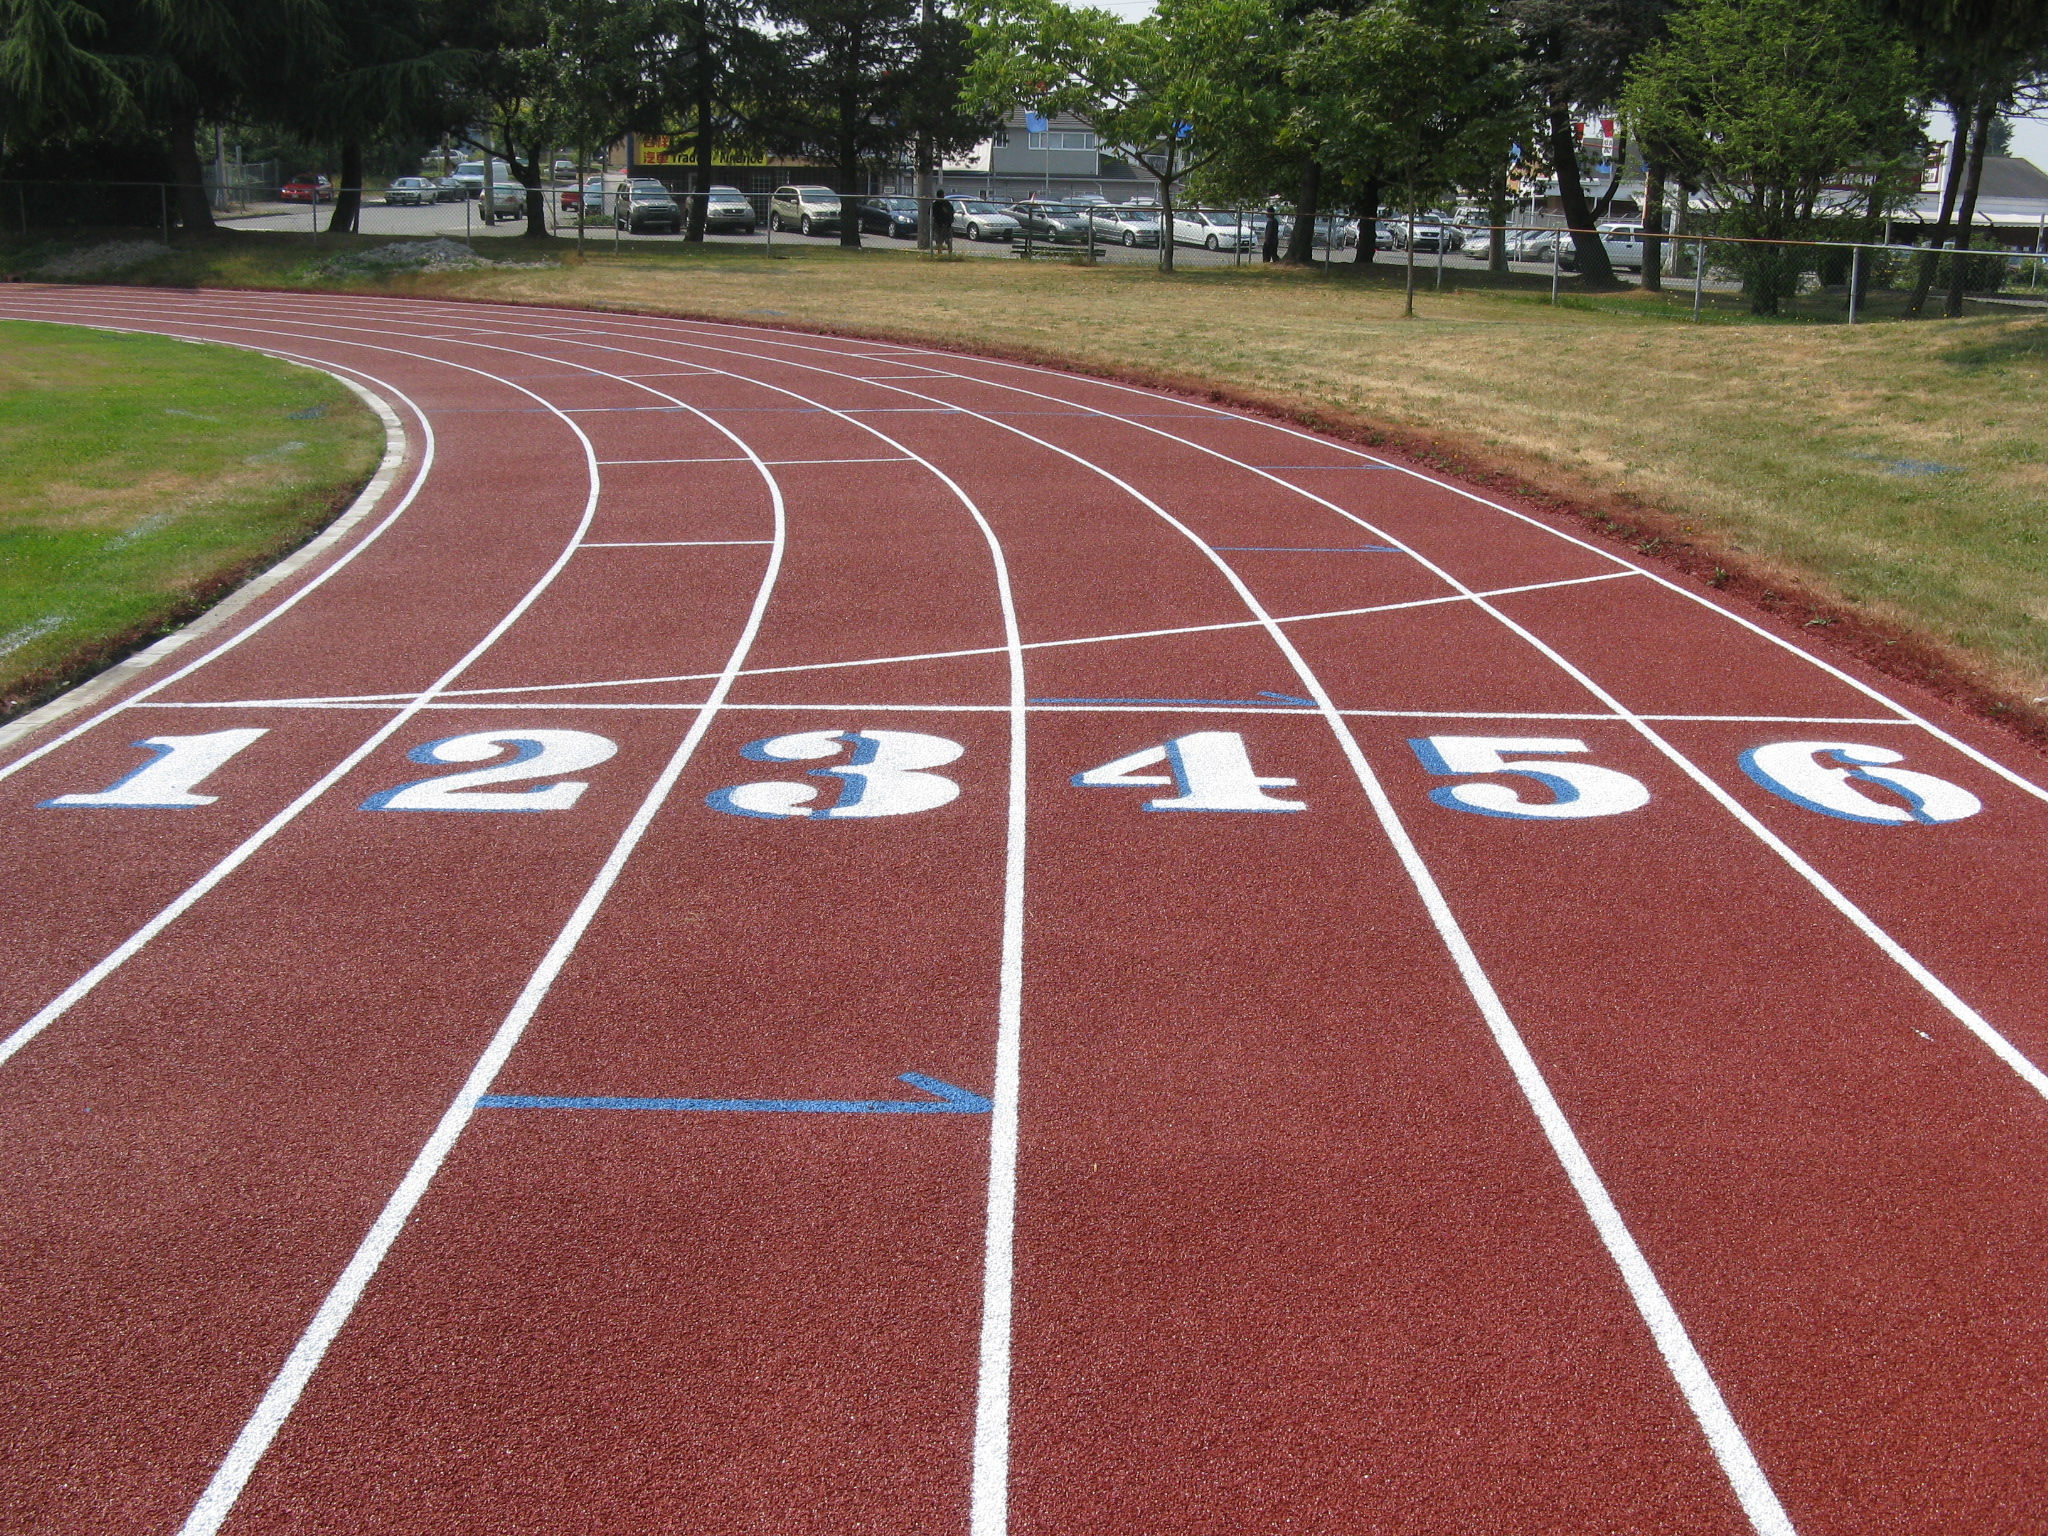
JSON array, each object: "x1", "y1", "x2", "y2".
[{"x1": 3, "y1": 288, "x2": 2045, "y2": 1536}]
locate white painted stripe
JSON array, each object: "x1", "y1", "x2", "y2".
[
  {"x1": 173, "y1": 344, "x2": 795, "y2": 1536},
  {"x1": 577, "y1": 540, "x2": 772, "y2": 548}
]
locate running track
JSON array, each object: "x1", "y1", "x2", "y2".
[{"x1": 2, "y1": 288, "x2": 2045, "y2": 1536}]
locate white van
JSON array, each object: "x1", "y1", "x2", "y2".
[{"x1": 1597, "y1": 222, "x2": 1645, "y2": 272}]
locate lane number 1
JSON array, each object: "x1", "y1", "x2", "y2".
[{"x1": 40, "y1": 729, "x2": 269, "y2": 808}]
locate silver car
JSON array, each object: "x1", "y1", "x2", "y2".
[
  {"x1": 1086, "y1": 205, "x2": 1161, "y2": 247},
  {"x1": 382, "y1": 176, "x2": 438, "y2": 206},
  {"x1": 769, "y1": 185, "x2": 844, "y2": 235},
  {"x1": 954, "y1": 200, "x2": 1020, "y2": 241}
]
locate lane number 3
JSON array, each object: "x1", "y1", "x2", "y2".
[{"x1": 708, "y1": 729, "x2": 964, "y2": 819}]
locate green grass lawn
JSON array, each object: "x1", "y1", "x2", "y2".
[
  {"x1": 8, "y1": 228, "x2": 2045, "y2": 730},
  {"x1": 0, "y1": 319, "x2": 383, "y2": 716}
]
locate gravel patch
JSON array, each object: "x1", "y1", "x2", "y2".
[
  {"x1": 314, "y1": 238, "x2": 557, "y2": 278},
  {"x1": 37, "y1": 240, "x2": 173, "y2": 278}
]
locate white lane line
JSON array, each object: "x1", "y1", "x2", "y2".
[
  {"x1": 171, "y1": 338, "x2": 797, "y2": 1536},
  {"x1": 577, "y1": 540, "x2": 773, "y2": 548},
  {"x1": 111, "y1": 291, "x2": 1038, "y2": 1535},
  {"x1": 618, "y1": 314, "x2": 2048, "y2": 1107},
  {"x1": 778, "y1": 328, "x2": 2048, "y2": 805},
  {"x1": 213, "y1": 571, "x2": 1641, "y2": 708},
  {"x1": 0, "y1": 342, "x2": 608, "y2": 1071},
  {"x1": 0, "y1": 353, "x2": 425, "y2": 779},
  {"x1": 597, "y1": 455, "x2": 747, "y2": 464},
  {"x1": 829, "y1": 389, "x2": 1800, "y2": 1536}
]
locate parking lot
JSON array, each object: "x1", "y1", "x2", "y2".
[{"x1": 228, "y1": 194, "x2": 1634, "y2": 280}]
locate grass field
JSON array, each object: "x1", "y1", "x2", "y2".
[
  {"x1": 0, "y1": 318, "x2": 382, "y2": 717},
  {"x1": 9, "y1": 230, "x2": 2045, "y2": 728}
]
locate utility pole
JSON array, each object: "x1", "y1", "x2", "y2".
[{"x1": 915, "y1": 0, "x2": 935, "y2": 249}]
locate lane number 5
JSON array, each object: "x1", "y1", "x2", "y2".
[{"x1": 1409, "y1": 736, "x2": 1651, "y2": 820}]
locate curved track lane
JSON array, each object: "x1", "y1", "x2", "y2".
[{"x1": 2, "y1": 287, "x2": 2045, "y2": 1536}]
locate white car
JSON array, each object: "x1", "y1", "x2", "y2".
[
  {"x1": 954, "y1": 200, "x2": 1021, "y2": 241},
  {"x1": 1172, "y1": 209, "x2": 1254, "y2": 250},
  {"x1": 1596, "y1": 222, "x2": 1646, "y2": 271}
]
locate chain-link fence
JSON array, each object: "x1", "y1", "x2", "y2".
[{"x1": 5, "y1": 179, "x2": 2043, "y2": 319}]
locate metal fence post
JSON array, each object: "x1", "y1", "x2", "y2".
[
  {"x1": 1235, "y1": 209, "x2": 1243, "y2": 267},
  {"x1": 1848, "y1": 244, "x2": 1861, "y2": 325},
  {"x1": 1550, "y1": 229, "x2": 1560, "y2": 304},
  {"x1": 1435, "y1": 224, "x2": 1444, "y2": 289},
  {"x1": 160, "y1": 184, "x2": 170, "y2": 245},
  {"x1": 1692, "y1": 236, "x2": 1705, "y2": 319},
  {"x1": 1087, "y1": 208, "x2": 1096, "y2": 263},
  {"x1": 20, "y1": 183, "x2": 29, "y2": 237}
]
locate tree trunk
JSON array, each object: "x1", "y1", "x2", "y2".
[
  {"x1": 687, "y1": 41, "x2": 713, "y2": 242},
  {"x1": 328, "y1": 140, "x2": 363, "y2": 235},
  {"x1": 1909, "y1": 92, "x2": 1972, "y2": 317},
  {"x1": 1591, "y1": 132, "x2": 1627, "y2": 221},
  {"x1": 1944, "y1": 93, "x2": 1999, "y2": 316},
  {"x1": 166, "y1": 104, "x2": 215, "y2": 234},
  {"x1": 1548, "y1": 108, "x2": 1616, "y2": 287},
  {"x1": 1284, "y1": 154, "x2": 1320, "y2": 264},
  {"x1": 1356, "y1": 175, "x2": 1380, "y2": 266},
  {"x1": 1158, "y1": 161, "x2": 1176, "y2": 273},
  {"x1": 915, "y1": 133, "x2": 934, "y2": 250},
  {"x1": 1641, "y1": 168, "x2": 1665, "y2": 292},
  {"x1": 1486, "y1": 166, "x2": 1508, "y2": 275},
  {"x1": 838, "y1": 88, "x2": 862, "y2": 248}
]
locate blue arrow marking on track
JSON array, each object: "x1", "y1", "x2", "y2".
[{"x1": 478, "y1": 1072, "x2": 990, "y2": 1114}]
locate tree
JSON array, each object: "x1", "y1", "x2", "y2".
[
  {"x1": 1623, "y1": 0, "x2": 1924, "y2": 313},
  {"x1": 968, "y1": 0, "x2": 1274, "y2": 271},
  {"x1": 1880, "y1": 0, "x2": 2048, "y2": 315},
  {"x1": 634, "y1": 0, "x2": 778, "y2": 240},
  {"x1": 1287, "y1": 0, "x2": 1521, "y2": 279},
  {"x1": 766, "y1": 0, "x2": 923, "y2": 247},
  {"x1": 1507, "y1": 0, "x2": 1671, "y2": 287}
]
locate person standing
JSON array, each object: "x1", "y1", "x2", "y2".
[
  {"x1": 931, "y1": 188, "x2": 955, "y2": 254},
  {"x1": 1262, "y1": 206, "x2": 1279, "y2": 263}
]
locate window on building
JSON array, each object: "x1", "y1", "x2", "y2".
[{"x1": 1025, "y1": 130, "x2": 1098, "y2": 151}]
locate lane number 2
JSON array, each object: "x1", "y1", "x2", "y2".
[
  {"x1": 362, "y1": 730, "x2": 618, "y2": 812},
  {"x1": 40, "y1": 728, "x2": 269, "y2": 808},
  {"x1": 708, "y1": 729, "x2": 963, "y2": 819},
  {"x1": 1740, "y1": 741, "x2": 1981, "y2": 825},
  {"x1": 1409, "y1": 736, "x2": 1651, "y2": 821},
  {"x1": 1075, "y1": 731, "x2": 1305, "y2": 812}
]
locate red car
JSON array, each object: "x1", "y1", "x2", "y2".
[{"x1": 279, "y1": 175, "x2": 332, "y2": 203}]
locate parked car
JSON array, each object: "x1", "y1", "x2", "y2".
[
  {"x1": 1006, "y1": 199, "x2": 1089, "y2": 243},
  {"x1": 382, "y1": 176, "x2": 438, "y2": 207},
  {"x1": 1086, "y1": 204, "x2": 1161, "y2": 246},
  {"x1": 431, "y1": 176, "x2": 470, "y2": 202},
  {"x1": 1596, "y1": 222, "x2": 1646, "y2": 271},
  {"x1": 1173, "y1": 209, "x2": 1254, "y2": 250},
  {"x1": 1373, "y1": 220, "x2": 1402, "y2": 251},
  {"x1": 1506, "y1": 226, "x2": 1564, "y2": 262},
  {"x1": 859, "y1": 196, "x2": 921, "y2": 238},
  {"x1": 279, "y1": 174, "x2": 331, "y2": 203},
  {"x1": 955, "y1": 200, "x2": 1019, "y2": 241},
  {"x1": 769, "y1": 185, "x2": 845, "y2": 235},
  {"x1": 1276, "y1": 213, "x2": 1357, "y2": 251},
  {"x1": 616, "y1": 179, "x2": 682, "y2": 233},
  {"x1": 484, "y1": 183, "x2": 526, "y2": 218},
  {"x1": 452, "y1": 160, "x2": 515, "y2": 199},
  {"x1": 1387, "y1": 220, "x2": 1461, "y2": 254},
  {"x1": 703, "y1": 186, "x2": 757, "y2": 232}
]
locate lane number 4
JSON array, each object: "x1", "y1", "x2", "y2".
[{"x1": 1075, "y1": 731, "x2": 1305, "y2": 812}]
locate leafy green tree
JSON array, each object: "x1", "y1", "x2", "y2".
[
  {"x1": 1287, "y1": 0, "x2": 1521, "y2": 271},
  {"x1": 968, "y1": 0, "x2": 1275, "y2": 271},
  {"x1": 764, "y1": 0, "x2": 923, "y2": 247},
  {"x1": 1507, "y1": 0, "x2": 1671, "y2": 286},
  {"x1": 632, "y1": 0, "x2": 780, "y2": 240},
  {"x1": 1623, "y1": 0, "x2": 1924, "y2": 313},
  {"x1": 1879, "y1": 0, "x2": 2048, "y2": 315}
]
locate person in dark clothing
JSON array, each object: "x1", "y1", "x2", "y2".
[
  {"x1": 931, "y1": 189, "x2": 955, "y2": 254},
  {"x1": 1262, "y1": 207, "x2": 1280, "y2": 263}
]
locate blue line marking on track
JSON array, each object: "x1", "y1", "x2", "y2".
[
  {"x1": 478, "y1": 1072, "x2": 991, "y2": 1114},
  {"x1": 1212, "y1": 545, "x2": 1402, "y2": 553},
  {"x1": 1030, "y1": 692, "x2": 1315, "y2": 708}
]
